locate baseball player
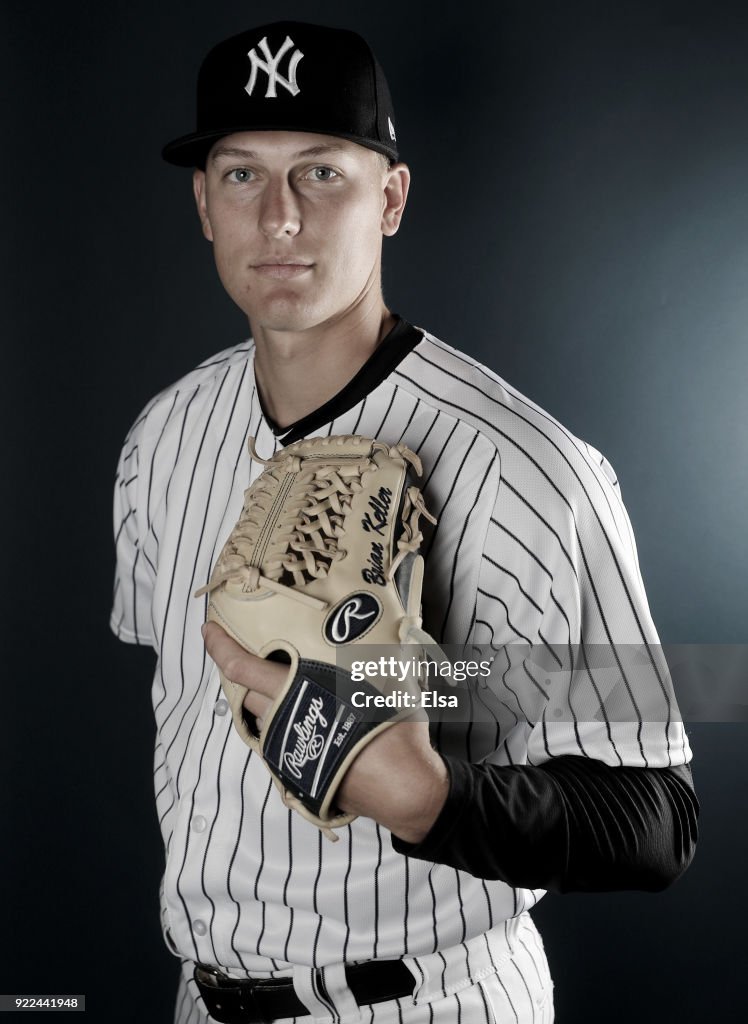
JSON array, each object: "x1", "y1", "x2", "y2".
[{"x1": 111, "y1": 21, "x2": 698, "y2": 1024}]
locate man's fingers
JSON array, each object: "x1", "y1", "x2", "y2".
[
  {"x1": 243, "y1": 689, "x2": 271, "y2": 724},
  {"x1": 202, "y1": 621, "x2": 286, "y2": 698}
]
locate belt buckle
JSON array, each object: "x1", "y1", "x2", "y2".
[{"x1": 194, "y1": 965, "x2": 270, "y2": 1024}]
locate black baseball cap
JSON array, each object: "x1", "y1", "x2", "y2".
[{"x1": 162, "y1": 21, "x2": 399, "y2": 168}]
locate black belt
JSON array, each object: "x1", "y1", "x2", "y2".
[{"x1": 194, "y1": 959, "x2": 416, "y2": 1024}]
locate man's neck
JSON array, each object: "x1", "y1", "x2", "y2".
[{"x1": 251, "y1": 302, "x2": 396, "y2": 430}]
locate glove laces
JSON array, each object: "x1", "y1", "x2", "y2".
[{"x1": 195, "y1": 437, "x2": 434, "y2": 611}]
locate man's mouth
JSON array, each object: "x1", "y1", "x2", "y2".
[{"x1": 252, "y1": 258, "x2": 314, "y2": 279}]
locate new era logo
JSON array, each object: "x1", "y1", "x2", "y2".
[{"x1": 245, "y1": 35, "x2": 304, "y2": 99}]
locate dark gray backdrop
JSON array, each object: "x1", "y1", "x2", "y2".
[{"x1": 3, "y1": 0, "x2": 746, "y2": 1021}]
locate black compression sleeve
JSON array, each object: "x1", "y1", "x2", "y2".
[{"x1": 390, "y1": 755, "x2": 698, "y2": 892}]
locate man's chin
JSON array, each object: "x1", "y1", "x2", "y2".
[{"x1": 246, "y1": 301, "x2": 326, "y2": 335}]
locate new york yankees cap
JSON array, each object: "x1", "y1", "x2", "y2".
[{"x1": 162, "y1": 21, "x2": 399, "y2": 168}]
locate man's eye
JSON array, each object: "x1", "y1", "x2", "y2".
[
  {"x1": 228, "y1": 168, "x2": 253, "y2": 183},
  {"x1": 306, "y1": 166, "x2": 338, "y2": 181}
]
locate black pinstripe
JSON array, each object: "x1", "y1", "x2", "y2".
[{"x1": 227, "y1": 747, "x2": 254, "y2": 970}]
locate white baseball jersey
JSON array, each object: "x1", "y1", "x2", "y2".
[{"x1": 111, "y1": 322, "x2": 691, "y2": 1022}]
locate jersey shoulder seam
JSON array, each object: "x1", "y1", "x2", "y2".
[
  {"x1": 401, "y1": 331, "x2": 623, "y2": 501},
  {"x1": 125, "y1": 338, "x2": 255, "y2": 444}
]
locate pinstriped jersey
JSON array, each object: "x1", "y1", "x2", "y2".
[{"x1": 111, "y1": 323, "x2": 691, "y2": 976}]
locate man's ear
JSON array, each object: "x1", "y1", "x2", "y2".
[
  {"x1": 381, "y1": 163, "x2": 411, "y2": 237},
  {"x1": 192, "y1": 169, "x2": 213, "y2": 242}
]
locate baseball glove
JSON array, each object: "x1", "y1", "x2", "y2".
[{"x1": 195, "y1": 434, "x2": 440, "y2": 841}]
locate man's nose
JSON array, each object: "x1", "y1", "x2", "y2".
[{"x1": 259, "y1": 178, "x2": 301, "y2": 239}]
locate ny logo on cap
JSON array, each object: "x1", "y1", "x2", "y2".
[{"x1": 245, "y1": 35, "x2": 304, "y2": 99}]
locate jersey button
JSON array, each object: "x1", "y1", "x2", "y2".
[
  {"x1": 192, "y1": 815, "x2": 207, "y2": 833},
  {"x1": 214, "y1": 699, "x2": 229, "y2": 716},
  {"x1": 192, "y1": 919, "x2": 207, "y2": 937}
]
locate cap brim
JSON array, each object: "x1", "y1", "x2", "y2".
[{"x1": 162, "y1": 126, "x2": 398, "y2": 168}]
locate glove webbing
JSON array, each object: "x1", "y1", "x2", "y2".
[{"x1": 195, "y1": 442, "x2": 435, "y2": 612}]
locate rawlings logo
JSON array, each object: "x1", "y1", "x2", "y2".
[
  {"x1": 325, "y1": 594, "x2": 380, "y2": 643},
  {"x1": 282, "y1": 696, "x2": 328, "y2": 779},
  {"x1": 245, "y1": 35, "x2": 304, "y2": 99}
]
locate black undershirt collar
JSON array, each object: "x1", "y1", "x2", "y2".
[{"x1": 256, "y1": 316, "x2": 424, "y2": 446}]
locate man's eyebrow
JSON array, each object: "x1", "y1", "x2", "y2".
[
  {"x1": 292, "y1": 144, "x2": 346, "y2": 158},
  {"x1": 210, "y1": 143, "x2": 347, "y2": 163}
]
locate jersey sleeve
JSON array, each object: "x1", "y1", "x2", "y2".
[
  {"x1": 474, "y1": 436, "x2": 692, "y2": 770},
  {"x1": 110, "y1": 412, "x2": 157, "y2": 647}
]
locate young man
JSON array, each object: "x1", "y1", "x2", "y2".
[{"x1": 111, "y1": 21, "x2": 698, "y2": 1024}]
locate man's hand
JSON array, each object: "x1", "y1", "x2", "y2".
[{"x1": 202, "y1": 621, "x2": 450, "y2": 843}]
